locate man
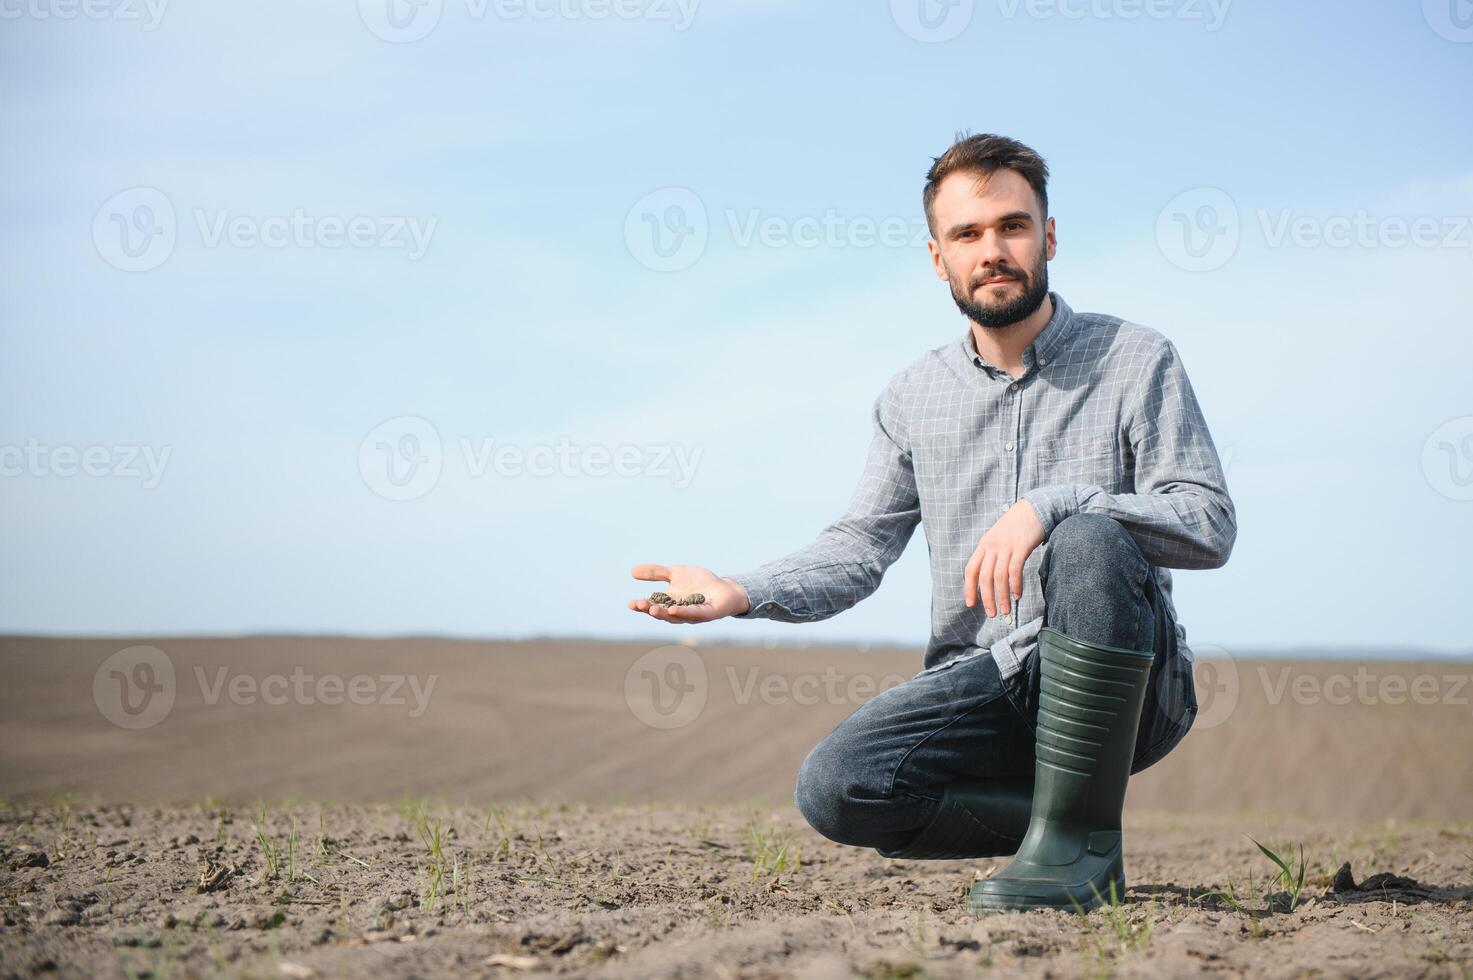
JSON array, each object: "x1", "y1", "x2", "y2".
[{"x1": 627, "y1": 133, "x2": 1236, "y2": 912}]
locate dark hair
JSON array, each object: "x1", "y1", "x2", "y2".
[{"x1": 923, "y1": 132, "x2": 1050, "y2": 237}]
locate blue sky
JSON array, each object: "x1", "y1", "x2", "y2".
[{"x1": 2, "y1": 0, "x2": 1471, "y2": 655}]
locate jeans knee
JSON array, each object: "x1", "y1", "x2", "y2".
[
  {"x1": 1045, "y1": 514, "x2": 1145, "y2": 588},
  {"x1": 794, "y1": 741, "x2": 880, "y2": 847},
  {"x1": 1049, "y1": 513, "x2": 1133, "y2": 565}
]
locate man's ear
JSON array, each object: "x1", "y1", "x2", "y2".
[
  {"x1": 1044, "y1": 216, "x2": 1057, "y2": 262},
  {"x1": 927, "y1": 238, "x2": 949, "y2": 281}
]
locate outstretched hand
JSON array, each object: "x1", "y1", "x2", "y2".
[
  {"x1": 964, "y1": 499, "x2": 1046, "y2": 618},
  {"x1": 628, "y1": 563, "x2": 750, "y2": 623}
]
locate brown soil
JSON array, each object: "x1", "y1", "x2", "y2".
[
  {"x1": 2, "y1": 635, "x2": 1472, "y2": 976},
  {"x1": 3, "y1": 801, "x2": 1471, "y2": 978}
]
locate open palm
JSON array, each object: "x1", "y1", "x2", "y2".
[{"x1": 627, "y1": 563, "x2": 749, "y2": 623}]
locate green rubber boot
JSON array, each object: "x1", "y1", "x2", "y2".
[
  {"x1": 968, "y1": 626, "x2": 1155, "y2": 913},
  {"x1": 875, "y1": 778, "x2": 1033, "y2": 860}
]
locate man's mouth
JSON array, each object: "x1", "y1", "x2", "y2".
[{"x1": 978, "y1": 275, "x2": 1016, "y2": 287}]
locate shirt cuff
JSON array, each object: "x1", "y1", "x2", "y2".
[
  {"x1": 724, "y1": 571, "x2": 772, "y2": 619},
  {"x1": 1022, "y1": 484, "x2": 1081, "y2": 537}
]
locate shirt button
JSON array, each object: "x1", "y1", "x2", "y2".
[
  {"x1": 1039, "y1": 357, "x2": 1049, "y2": 366},
  {"x1": 1008, "y1": 382, "x2": 1018, "y2": 391},
  {"x1": 1005, "y1": 440, "x2": 1015, "y2": 452}
]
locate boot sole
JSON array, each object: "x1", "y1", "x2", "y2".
[{"x1": 967, "y1": 870, "x2": 1126, "y2": 914}]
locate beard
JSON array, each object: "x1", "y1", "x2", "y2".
[{"x1": 947, "y1": 247, "x2": 1050, "y2": 329}]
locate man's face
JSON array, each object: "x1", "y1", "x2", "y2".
[{"x1": 927, "y1": 168, "x2": 1057, "y2": 329}]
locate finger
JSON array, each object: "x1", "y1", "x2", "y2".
[
  {"x1": 978, "y1": 551, "x2": 997, "y2": 617},
  {"x1": 992, "y1": 554, "x2": 1011, "y2": 616},
  {"x1": 1008, "y1": 554, "x2": 1026, "y2": 613},
  {"x1": 630, "y1": 564, "x2": 672, "y2": 582},
  {"x1": 963, "y1": 550, "x2": 982, "y2": 608}
]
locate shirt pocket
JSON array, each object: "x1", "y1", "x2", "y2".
[{"x1": 1032, "y1": 437, "x2": 1121, "y2": 489}]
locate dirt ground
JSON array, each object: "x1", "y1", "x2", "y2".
[
  {"x1": 3, "y1": 799, "x2": 1471, "y2": 979},
  {"x1": 3, "y1": 636, "x2": 1472, "y2": 820},
  {"x1": 3, "y1": 635, "x2": 1472, "y2": 976}
]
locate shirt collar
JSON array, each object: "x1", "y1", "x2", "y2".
[{"x1": 958, "y1": 291, "x2": 1076, "y2": 379}]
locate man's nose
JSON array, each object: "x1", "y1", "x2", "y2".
[{"x1": 974, "y1": 230, "x2": 1009, "y2": 275}]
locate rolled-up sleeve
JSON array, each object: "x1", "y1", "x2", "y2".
[
  {"x1": 1022, "y1": 338, "x2": 1236, "y2": 570},
  {"x1": 728, "y1": 377, "x2": 922, "y2": 621}
]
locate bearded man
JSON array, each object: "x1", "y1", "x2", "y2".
[{"x1": 628, "y1": 132, "x2": 1236, "y2": 912}]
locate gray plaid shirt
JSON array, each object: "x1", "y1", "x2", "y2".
[{"x1": 728, "y1": 291, "x2": 1236, "y2": 676}]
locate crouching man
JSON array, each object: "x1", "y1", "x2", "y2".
[{"x1": 627, "y1": 132, "x2": 1236, "y2": 913}]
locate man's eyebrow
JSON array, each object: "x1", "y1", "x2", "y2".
[{"x1": 946, "y1": 211, "x2": 1034, "y2": 236}]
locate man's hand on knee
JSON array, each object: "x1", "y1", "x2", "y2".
[{"x1": 964, "y1": 499, "x2": 1046, "y2": 618}]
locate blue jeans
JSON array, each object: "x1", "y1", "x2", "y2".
[{"x1": 793, "y1": 513, "x2": 1198, "y2": 852}]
